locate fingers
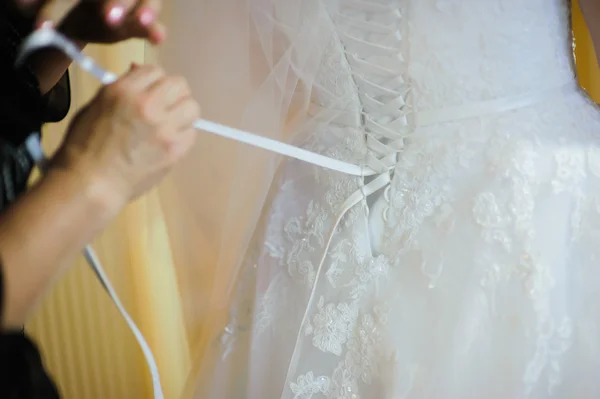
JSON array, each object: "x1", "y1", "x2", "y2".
[
  {"x1": 137, "y1": 0, "x2": 162, "y2": 17},
  {"x1": 105, "y1": 67, "x2": 199, "y2": 140},
  {"x1": 104, "y1": 2, "x2": 131, "y2": 26},
  {"x1": 164, "y1": 127, "x2": 198, "y2": 162},
  {"x1": 168, "y1": 97, "x2": 201, "y2": 131},
  {"x1": 122, "y1": 9, "x2": 166, "y2": 44},
  {"x1": 147, "y1": 22, "x2": 166, "y2": 44},
  {"x1": 105, "y1": 0, "x2": 166, "y2": 44},
  {"x1": 32, "y1": 1, "x2": 128, "y2": 28},
  {"x1": 145, "y1": 75, "x2": 200, "y2": 146},
  {"x1": 133, "y1": 0, "x2": 165, "y2": 44},
  {"x1": 148, "y1": 76, "x2": 191, "y2": 108},
  {"x1": 132, "y1": 75, "x2": 192, "y2": 124},
  {"x1": 33, "y1": 0, "x2": 161, "y2": 30},
  {"x1": 106, "y1": 65, "x2": 165, "y2": 101},
  {"x1": 125, "y1": 65, "x2": 166, "y2": 91},
  {"x1": 17, "y1": 0, "x2": 166, "y2": 45}
]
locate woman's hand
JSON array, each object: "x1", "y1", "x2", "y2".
[
  {"x1": 58, "y1": 1, "x2": 166, "y2": 45},
  {"x1": 0, "y1": 65, "x2": 199, "y2": 328},
  {"x1": 16, "y1": 0, "x2": 165, "y2": 45},
  {"x1": 53, "y1": 64, "x2": 200, "y2": 215},
  {"x1": 16, "y1": 0, "x2": 166, "y2": 94}
]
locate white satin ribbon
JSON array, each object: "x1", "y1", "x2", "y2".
[{"x1": 17, "y1": 27, "x2": 578, "y2": 399}]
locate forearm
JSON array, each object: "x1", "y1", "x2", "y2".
[
  {"x1": 579, "y1": 0, "x2": 600, "y2": 65},
  {"x1": 29, "y1": 40, "x2": 87, "y2": 95},
  {"x1": 0, "y1": 166, "x2": 115, "y2": 330}
]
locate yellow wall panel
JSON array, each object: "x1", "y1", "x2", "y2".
[{"x1": 574, "y1": 0, "x2": 600, "y2": 101}]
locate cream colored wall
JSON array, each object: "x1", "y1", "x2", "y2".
[{"x1": 23, "y1": 4, "x2": 600, "y2": 399}]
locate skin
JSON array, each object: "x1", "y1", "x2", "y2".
[
  {"x1": 0, "y1": 1, "x2": 180, "y2": 330},
  {"x1": 1, "y1": 3, "x2": 200, "y2": 329},
  {"x1": 19, "y1": 0, "x2": 166, "y2": 94}
]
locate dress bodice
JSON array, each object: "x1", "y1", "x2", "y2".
[
  {"x1": 404, "y1": 0, "x2": 574, "y2": 110},
  {"x1": 196, "y1": 1, "x2": 600, "y2": 398},
  {"x1": 311, "y1": 0, "x2": 575, "y2": 121}
]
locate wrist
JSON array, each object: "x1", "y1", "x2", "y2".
[{"x1": 44, "y1": 160, "x2": 125, "y2": 228}]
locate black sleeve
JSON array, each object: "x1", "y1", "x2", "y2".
[
  {"x1": 0, "y1": 1, "x2": 71, "y2": 209},
  {"x1": 0, "y1": 1, "x2": 71, "y2": 144},
  {"x1": 42, "y1": 70, "x2": 72, "y2": 124},
  {"x1": 0, "y1": 265, "x2": 61, "y2": 399}
]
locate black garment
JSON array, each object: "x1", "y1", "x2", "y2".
[
  {"x1": 0, "y1": 272, "x2": 61, "y2": 399},
  {"x1": 0, "y1": 1, "x2": 70, "y2": 209},
  {"x1": 0, "y1": 2, "x2": 71, "y2": 398}
]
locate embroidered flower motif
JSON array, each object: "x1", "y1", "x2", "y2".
[
  {"x1": 290, "y1": 372, "x2": 330, "y2": 398},
  {"x1": 310, "y1": 297, "x2": 357, "y2": 355}
]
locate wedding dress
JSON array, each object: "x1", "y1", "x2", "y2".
[{"x1": 174, "y1": 0, "x2": 600, "y2": 397}]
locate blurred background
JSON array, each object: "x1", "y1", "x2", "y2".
[{"x1": 25, "y1": 2, "x2": 600, "y2": 399}]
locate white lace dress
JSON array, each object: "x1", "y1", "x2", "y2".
[{"x1": 196, "y1": 1, "x2": 600, "y2": 398}]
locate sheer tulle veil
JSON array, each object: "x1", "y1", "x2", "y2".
[{"x1": 154, "y1": 0, "x2": 342, "y2": 395}]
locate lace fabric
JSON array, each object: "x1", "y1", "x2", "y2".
[{"x1": 160, "y1": 0, "x2": 600, "y2": 397}]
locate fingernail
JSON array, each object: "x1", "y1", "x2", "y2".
[
  {"x1": 107, "y1": 5, "x2": 125, "y2": 24},
  {"x1": 151, "y1": 27, "x2": 166, "y2": 44},
  {"x1": 138, "y1": 8, "x2": 156, "y2": 26}
]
